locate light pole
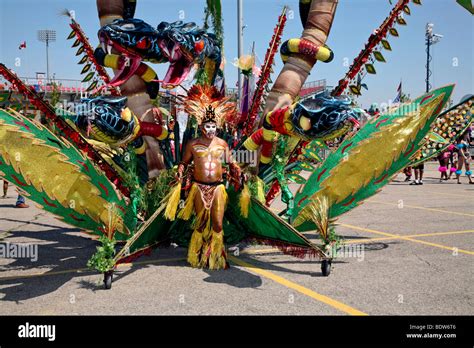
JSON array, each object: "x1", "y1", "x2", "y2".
[
  {"x1": 425, "y1": 23, "x2": 442, "y2": 93},
  {"x1": 37, "y1": 29, "x2": 56, "y2": 84},
  {"x1": 237, "y1": 0, "x2": 244, "y2": 104}
]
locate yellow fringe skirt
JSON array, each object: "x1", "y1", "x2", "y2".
[{"x1": 179, "y1": 183, "x2": 229, "y2": 270}]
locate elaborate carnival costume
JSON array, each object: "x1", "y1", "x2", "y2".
[
  {"x1": 1, "y1": 0, "x2": 471, "y2": 290},
  {"x1": 164, "y1": 85, "x2": 241, "y2": 270}
]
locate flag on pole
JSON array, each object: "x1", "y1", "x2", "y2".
[
  {"x1": 393, "y1": 81, "x2": 402, "y2": 103},
  {"x1": 18, "y1": 41, "x2": 26, "y2": 50}
]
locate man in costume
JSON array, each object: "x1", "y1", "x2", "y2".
[{"x1": 176, "y1": 85, "x2": 240, "y2": 270}]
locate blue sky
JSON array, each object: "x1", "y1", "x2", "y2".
[{"x1": 0, "y1": 0, "x2": 472, "y2": 108}]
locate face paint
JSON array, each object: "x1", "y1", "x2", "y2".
[{"x1": 203, "y1": 122, "x2": 217, "y2": 139}]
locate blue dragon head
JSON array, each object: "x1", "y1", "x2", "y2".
[
  {"x1": 156, "y1": 21, "x2": 221, "y2": 86},
  {"x1": 75, "y1": 96, "x2": 138, "y2": 145},
  {"x1": 98, "y1": 18, "x2": 164, "y2": 62},
  {"x1": 290, "y1": 92, "x2": 362, "y2": 140}
]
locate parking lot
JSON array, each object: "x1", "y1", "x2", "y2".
[{"x1": 0, "y1": 162, "x2": 472, "y2": 315}]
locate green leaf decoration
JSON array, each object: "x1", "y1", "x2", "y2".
[
  {"x1": 427, "y1": 131, "x2": 448, "y2": 144},
  {"x1": 81, "y1": 64, "x2": 91, "y2": 74},
  {"x1": 403, "y1": 5, "x2": 411, "y2": 15},
  {"x1": 303, "y1": 150, "x2": 322, "y2": 162},
  {"x1": 86, "y1": 80, "x2": 99, "y2": 92},
  {"x1": 82, "y1": 71, "x2": 95, "y2": 82},
  {"x1": 287, "y1": 173, "x2": 307, "y2": 184},
  {"x1": 389, "y1": 28, "x2": 399, "y2": 37},
  {"x1": 349, "y1": 85, "x2": 361, "y2": 96},
  {"x1": 67, "y1": 30, "x2": 76, "y2": 40},
  {"x1": 78, "y1": 55, "x2": 88, "y2": 65},
  {"x1": 365, "y1": 63, "x2": 376, "y2": 74},
  {"x1": 381, "y1": 39, "x2": 392, "y2": 51},
  {"x1": 412, "y1": 0, "x2": 422, "y2": 5},
  {"x1": 72, "y1": 39, "x2": 81, "y2": 48},
  {"x1": 373, "y1": 51, "x2": 386, "y2": 63},
  {"x1": 76, "y1": 46, "x2": 85, "y2": 56},
  {"x1": 298, "y1": 161, "x2": 315, "y2": 171},
  {"x1": 397, "y1": 17, "x2": 407, "y2": 26},
  {"x1": 87, "y1": 236, "x2": 116, "y2": 273},
  {"x1": 456, "y1": 0, "x2": 474, "y2": 14}
]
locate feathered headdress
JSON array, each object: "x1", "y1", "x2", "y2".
[{"x1": 184, "y1": 85, "x2": 235, "y2": 128}]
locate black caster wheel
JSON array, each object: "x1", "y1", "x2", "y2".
[
  {"x1": 321, "y1": 260, "x2": 332, "y2": 276},
  {"x1": 104, "y1": 271, "x2": 113, "y2": 289}
]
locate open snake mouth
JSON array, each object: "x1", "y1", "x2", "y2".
[
  {"x1": 98, "y1": 32, "x2": 144, "y2": 87},
  {"x1": 158, "y1": 39, "x2": 193, "y2": 88}
]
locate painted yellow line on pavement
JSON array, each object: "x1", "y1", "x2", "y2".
[
  {"x1": 229, "y1": 255, "x2": 367, "y2": 316},
  {"x1": 367, "y1": 200, "x2": 474, "y2": 217},
  {"x1": 0, "y1": 257, "x2": 185, "y2": 281},
  {"x1": 406, "y1": 230, "x2": 474, "y2": 239},
  {"x1": 116, "y1": 257, "x2": 185, "y2": 268},
  {"x1": 429, "y1": 191, "x2": 474, "y2": 199},
  {"x1": 341, "y1": 224, "x2": 474, "y2": 256},
  {"x1": 344, "y1": 230, "x2": 474, "y2": 244}
]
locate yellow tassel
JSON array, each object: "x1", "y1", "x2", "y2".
[
  {"x1": 162, "y1": 182, "x2": 181, "y2": 221},
  {"x1": 239, "y1": 183, "x2": 251, "y2": 218},
  {"x1": 207, "y1": 230, "x2": 227, "y2": 270},
  {"x1": 178, "y1": 183, "x2": 198, "y2": 220},
  {"x1": 187, "y1": 229, "x2": 203, "y2": 268},
  {"x1": 256, "y1": 178, "x2": 266, "y2": 203}
]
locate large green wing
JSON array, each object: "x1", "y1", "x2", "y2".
[
  {"x1": 0, "y1": 108, "x2": 136, "y2": 239},
  {"x1": 292, "y1": 85, "x2": 453, "y2": 231}
]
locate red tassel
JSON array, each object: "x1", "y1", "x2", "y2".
[
  {"x1": 243, "y1": 9, "x2": 287, "y2": 137},
  {"x1": 244, "y1": 237, "x2": 323, "y2": 259}
]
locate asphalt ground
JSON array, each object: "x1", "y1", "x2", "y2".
[{"x1": 0, "y1": 162, "x2": 472, "y2": 315}]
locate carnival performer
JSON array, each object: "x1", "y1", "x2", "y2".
[
  {"x1": 437, "y1": 150, "x2": 450, "y2": 182},
  {"x1": 164, "y1": 85, "x2": 240, "y2": 270},
  {"x1": 455, "y1": 132, "x2": 473, "y2": 184},
  {"x1": 447, "y1": 144, "x2": 458, "y2": 179}
]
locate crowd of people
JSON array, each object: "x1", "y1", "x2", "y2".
[{"x1": 404, "y1": 129, "x2": 473, "y2": 185}]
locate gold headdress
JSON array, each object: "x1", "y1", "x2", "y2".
[{"x1": 184, "y1": 85, "x2": 235, "y2": 128}]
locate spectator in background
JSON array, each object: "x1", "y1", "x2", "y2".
[
  {"x1": 403, "y1": 166, "x2": 412, "y2": 182},
  {"x1": 455, "y1": 132, "x2": 473, "y2": 184},
  {"x1": 15, "y1": 194, "x2": 29, "y2": 208},
  {"x1": 410, "y1": 150, "x2": 424, "y2": 185},
  {"x1": 1, "y1": 180, "x2": 29, "y2": 207}
]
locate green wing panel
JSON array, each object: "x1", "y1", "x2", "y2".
[
  {"x1": 292, "y1": 85, "x2": 453, "y2": 229},
  {"x1": 0, "y1": 108, "x2": 135, "y2": 239}
]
